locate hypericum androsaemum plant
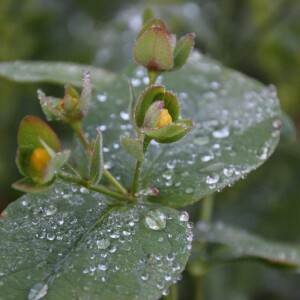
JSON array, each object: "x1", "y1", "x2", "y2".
[{"x1": 0, "y1": 14, "x2": 291, "y2": 300}]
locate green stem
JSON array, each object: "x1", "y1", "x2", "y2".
[
  {"x1": 103, "y1": 169, "x2": 128, "y2": 195},
  {"x1": 164, "y1": 284, "x2": 178, "y2": 300},
  {"x1": 193, "y1": 194, "x2": 215, "y2": 300},
  {"x1": 132, "y1": 160, "x2": 142, "y2": 197},
  {"x1": 57, "y1": 172, "x2": 134, "y2": 203},
  {"x1": 71, "y1": 121, "x2": 128, "y2": 195},
  {"x1": 131, "y1": 136, "x2": 151, "y2": 197}
]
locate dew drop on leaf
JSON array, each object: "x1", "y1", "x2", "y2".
[
  {"x1": 96, "y1": 239, "x2": 110, "y2": 250},
  {"x1": 145, "y1": 210, "x2": 166, "y2": 231},
  {"x1": 28, "y1": 283, "x2": 48, "y2": 300}
]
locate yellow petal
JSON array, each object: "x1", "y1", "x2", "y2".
[{"x1": 156, "y1": 108, "x2": 172, "y2": 128}]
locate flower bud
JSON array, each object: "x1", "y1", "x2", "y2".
[
  {"x1": 134, "y1": 85, "x2": 194, "y2": 144},
  {"x1": 13, "y1": 115, "x2": 70, "y2": 191},
  {"x1": 133, "y1": 18, "x2": 195, "y2": 77},
  {"x1": 30, "y1": 147, "x2": 51, "y2": 176},
  {"x1": 156, "y1": 109, "x2": 172, "y2": 128}
]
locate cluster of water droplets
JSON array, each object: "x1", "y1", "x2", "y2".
[
  {"x1": 139, "y1": 52, "x2": 282, "y2": 202},
  {"x1": 62, "y1": 206, "x2": 193, "y2": 299}
]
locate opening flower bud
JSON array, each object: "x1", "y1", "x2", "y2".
[
  {"x1": 30, "y1": 147, "x2": 51, "y2": 175},
  {"x1": 156, "y1": 109, "x2": 172, "y2": 128}
]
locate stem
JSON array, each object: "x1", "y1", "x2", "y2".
[
  {"x1": 103, "y1": 169, "x2": 128, "y2": 195},
  {"x1": 132, "y1": 160, "x2": 142, "y2": 197},
  {"x1": 193, "y1": 194, "x2": 215, "y2": 300},
  {"x1": 164, "y1": 284, "x2": 178, "y2": 300},
  {"x1": 71, "y1": 121, "x2": 128, "y2": 195},
  {"x1": 131, "y1": 136, "x2": 151, "y2": 197},
  {"x1": 57, "y1": 172, "x2": 134, "y2": 202},
  {"x1": 71, "y1": 122, "x2": 91, "y2": 156}
]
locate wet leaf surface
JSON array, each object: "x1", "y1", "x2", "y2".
[{"x1": 0, "y1": 182, "x2": 192, "y2": 300}]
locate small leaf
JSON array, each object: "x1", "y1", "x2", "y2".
[
  {"x1": 144, "y1": 119, "x2": 194, "y2": 143},
  {"x1": 120, "y1": 136, "x2": 144, "y2": 162},
  {"x1": 89, "y1": 129, "x2": 104, "y2": 184},
  {"x1": 11, "y1": 177, "x2": 52, "y2": 193},
  {"x1": 172, "y1": 33, "x2": 196, "y2": 71},
  {"x1": 193, "y1": 221, "x2": 300, "y2": 268}
]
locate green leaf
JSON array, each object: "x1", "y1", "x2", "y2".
[
  {"x1": 193, "y1": 221, "x2": 300, "y2": 269},
  {"x1": 1, "y1": 52, "x2": 282, "y2": 207},
  {"x1": 172, "y1": 33, "x2": 196, "y2": 71},
  {"x1": 120, "y1": 136, "x2": 144, "y2": 162},
  {"x1": 144, "y1": 120, "x2": 194, "y2": 143},
  {"x1": 0, "y1": 183, "x2": 192, "y2": 299},
  {"x1": 0, "y1": 61, "x2": 116, "y2": 88},
  {"x1": 89, "y1": 129, "x2": 104, "y2": 184}
]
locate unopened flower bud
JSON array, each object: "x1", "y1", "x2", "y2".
[
  {"x1": 30, "y1": 147, "x2": 51, "y2": 175},
  {"x1": 156, "y1": 109, "x2": 172, "y2": 128}
]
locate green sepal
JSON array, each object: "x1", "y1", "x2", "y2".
[
  {"x1": 16, "y1": 115, "x2": 60, "y2": 177},
  {"x1": 137, "y1": 18, "x2": 168, "y2": 39},
  {"x1": 135, "y1": 85, "x2": 165, "y2": 127},
  {"x1": 142, "y1": 8, "x2": 155, "y2": 25},
  {"x1": 133, "y1": 26, "x2": 174, "y2": 72},
  {"x1": 143, "y1": 101, "x2": 164, "y2": 128},
  {"x1": 144, "y1": 119, "x2": 194, "y2": 143},
  {"x1": 162, "y1": 91, "x2": 180, "y2": 121},
  {"x1": 120, "y1": 136, "x2": 145, "y2": 162},
  {"x1": 89, "y1": 129, "x2": 104, "y2": 185},
  {"x1": 12, "y1": 177, "x2": 53, "y2": 193},
  {"x1": 78, "y1": 70, "x2": 91, "y2": 116},
  {"x1": 172, "y1": 33, "x2": 196, "y2": 71},
  {"x1": 37, "y1": 90, "x2": 65, "y2": 122},
  {"x1": 40, "y1": 143, "x2": 70, "y2": 184}
]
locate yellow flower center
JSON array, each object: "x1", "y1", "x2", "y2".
[
  {"x1": 30, "y1": 147, "x2": 51, "y2": 174},
  {"x1": 156, "y1": 109, "x2": 172, "y2": 128}
]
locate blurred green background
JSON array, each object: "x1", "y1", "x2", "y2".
[{"x1": 1, "y1": 0, "x2": 300, "y2": 299}]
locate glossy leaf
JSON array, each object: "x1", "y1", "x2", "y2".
[
  {"x1": 0, "y1": 183, "x2": 192, "y2": 299},
  {"x1": 0, "y1": 61, "x2": 116, "y2": 88},
  {"x1": 0, "y1": 52, "x2": 281, "y2": 208},
  {"x1": 193, "y1": 221, "x2": 300, "y2": 268}
]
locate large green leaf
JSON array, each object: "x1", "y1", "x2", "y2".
[
  {"x1": 193, "y1": 221, "x2": 300, "y2": 268},
  {"x1": 0, "y1": 182, "x2": 192, "y2": 299},
  {"x1": 0, "y1": 53, "x2": 281, "y2": 207},
  {"x1": 83, "y1": 52, "x2": 281, "y2": 207},
  {"x1": 0, "y1": 61, "x2": 116, "y2": 88}
]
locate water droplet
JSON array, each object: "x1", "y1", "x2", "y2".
[
  {"x1": 206, "y1": 174, "x2": 220, "y2": 185},
  {"x1": 272, "y1": 119, "x2": 282, "y2": 129},
  {"x1": 145, "y1": 210, "x2": 166, "y2": 231},
  {"x1": 46, "y1": 232, "x2": 55, "y2": 241},
  {"x1": 120, "y1": 111, "x2": 130, "y2": 121},
  {"x1": 212, "y1": 126, "x2": 230, "y2": 139},
  {"x1": 179, "y1": 211, "x2": 189, "y2": 222},
  {"x1": 223, "y1": 166, "x2": 235, "y2": 177},
  {"x1": 28, "y1": 283, "x2": 48, "y2": 300},
  {"x1": 141, "y1": 272, "x2": 149, "y2": 281},
  {"x1": 43, "y1": 204, "x2": 57, "y2": 216},
  {"x1": 98, "y1": 264, "x2": 108, "y2": 271},
  {"x1": 185, "y1": 187, "x2": 194, "y2": 194},
  {"x1": 194, "y1": 136, "x2": 210, "y2": 146},
  {"x1": 257, "y1": 146, "x2": 269, "y2": 160},
  {"x1": 96, "y1": 239, "x2": 110, "y2": 250},
  {"x1": 97, "y1": 93, "x2": 107, "y2": 102}
]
